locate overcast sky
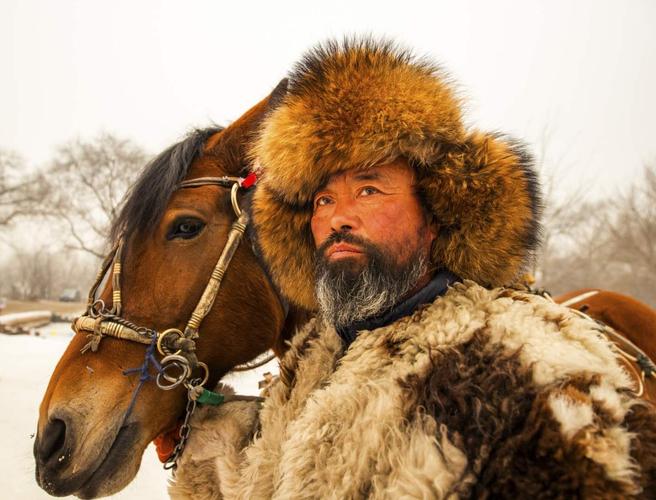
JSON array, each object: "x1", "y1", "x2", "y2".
[{"x1": 2, "y1": 0, "x2": 655, "y2": 201}]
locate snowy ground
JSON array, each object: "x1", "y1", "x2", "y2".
[{"x1": 1, "y1": 323, "x2": 277, "y2": 499}]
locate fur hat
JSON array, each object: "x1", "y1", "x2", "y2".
[{"x1": 250, "y1": 39, "x2": 542, "y2": 310}]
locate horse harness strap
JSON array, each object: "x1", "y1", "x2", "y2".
[
  {"x1": 72, "y1": 173, "x2": 261, "y2": 469},
  {"x1": 76, "y1": 175, "x2": 248, "y2": 364},
  {"x1": 541, "y1": 291, "x2": 656, "y2": 397},
  {"x1": 558, "y1": 290, "x2": 600, "y2": 308}
]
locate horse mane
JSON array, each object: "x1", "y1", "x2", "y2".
[{"x1": 110, "y1": 126, "x2": 224, "y2": 243}]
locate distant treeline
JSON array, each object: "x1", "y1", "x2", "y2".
[{"x1": 1, "y1": 135, "x2": 654, "y2": 307}]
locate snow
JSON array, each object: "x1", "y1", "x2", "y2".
[{"x1": 0, "y1": 323, "x2": 278, "y2": 499}]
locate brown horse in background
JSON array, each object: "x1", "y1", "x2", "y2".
[
  {"x1": 556, "y1": 288, "x2": 656, "y2": 402},
  {"x1": 34, "y1": 85, "x2": 308, "y2": 498}
]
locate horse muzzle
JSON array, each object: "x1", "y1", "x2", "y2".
[{"x1": 34, "y1": 409, "x2": 141, "y2": 498}]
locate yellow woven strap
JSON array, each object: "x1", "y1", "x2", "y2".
[
  {"x1": 185, "y1": 211, "x2": 249, "y2": 335},
  {"x1": 111, "y1": 240, "x2": 124, "y2": 315},
  {"x1": 74, "y1": 316, "x2": 152, "y2": 346},
  {"x1": 86, "y1": 240, "x2": 120, "y2": 310}
]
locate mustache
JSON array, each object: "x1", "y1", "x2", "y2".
[{"x1": 316, "y1": 232, "x2": 378, "y2": 260}]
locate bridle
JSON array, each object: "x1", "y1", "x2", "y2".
[{"x1": 72, "y1": 172, "x2": 263, "y2": 468}]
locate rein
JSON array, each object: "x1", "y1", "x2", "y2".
[{"x1": 73, "y1": 173, "x2": 265, "y2": 469}]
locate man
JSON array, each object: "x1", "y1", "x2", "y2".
[{"x1": 171, "y1": 40, "x2": 656, "y2": 498}]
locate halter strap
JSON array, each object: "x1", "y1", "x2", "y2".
[
  {"x1": 177, "y1": 176, "x2": 241, "y2": 189},
  {"x1": 558, "y1": 290, "x2": 600, "y2": 308},
  {"x1": 71, "y1": 172, "x2": 272, "y2": 470},
  {"x1": 186, "y1": 201, "x2": 249, "y2": 337},
  {"x1": 75, "y1": 175, "x2": 255, "y2": 370}
]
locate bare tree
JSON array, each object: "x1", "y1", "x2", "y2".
[
  {"x1": 41, "y1": 133, "x2": 147, "y2": 257},
  {"x1": 0, "y1": 150, "x2": 45, "y2": 226},
  {"x1": 535, "y1": 162, "x2": 656, "y2": 307},
  {"x1": 531, "y1": 126, "x2": 588, "y2": 286},
  {"x1": 539, "y1": 200, "x2": 614, "y2": 292},
  {"x1": 0, "y1": 243, "x2": 98, "y2": 300},
  {"x1": 603, "y1": 164, "x2": 656, "y2": 305}
]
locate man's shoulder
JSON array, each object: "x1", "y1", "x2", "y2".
[{"x1": 420, "y1": 281, "x2": 634, "y2": 390}]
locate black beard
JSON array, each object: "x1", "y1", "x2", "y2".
[{"x1": 314, "y1": 232, "x2": 428, "y2": 329}]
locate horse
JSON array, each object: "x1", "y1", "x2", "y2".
[
  {"x1": 33, "y1": 83, "x2": 309, "y2": 498},
  {"x1": 555, "y1": 288, "x2": 656, "y2": 402}
]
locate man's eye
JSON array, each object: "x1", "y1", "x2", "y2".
[
  {"x1": 314, "y1": 196, "x2": 333, "y2": 208},
  {"x1": 167, "y1": 218, "x2": 205, "y2": 240},
  {"x1": 359, "y1": 186, "x2": 380, "y2": 196}
]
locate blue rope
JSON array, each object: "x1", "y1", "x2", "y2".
[{"x1": 122, "y1": 336, "x2": 163, "y2": 422}]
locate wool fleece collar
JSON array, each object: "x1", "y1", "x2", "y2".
[{"x1": 336, "y1": 269, "x2": 460, "y2": 347}]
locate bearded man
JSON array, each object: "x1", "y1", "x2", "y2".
[{"x1": 171, "y1": 40, "x2": 656, "y2": 498}]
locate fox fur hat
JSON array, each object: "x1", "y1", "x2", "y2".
[{"x1": 250, "y1": 39, "x2": 542, "y2": 311}]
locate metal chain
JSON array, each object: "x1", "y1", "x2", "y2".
[
  {"x1": 107, "y1": 314, "x2": 156, "y2": 340},
  {"x1": 163, "y1": 380, "x2": 201, "y2": 471}
]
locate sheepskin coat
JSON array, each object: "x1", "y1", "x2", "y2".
[{"x1": 170, "y1": 281, "x2": 656, "y2": 499}]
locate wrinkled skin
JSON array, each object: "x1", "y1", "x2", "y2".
[{"x1": 34, "y1": 96, "x2": 299, "y2": 498}]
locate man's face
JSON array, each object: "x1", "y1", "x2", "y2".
[{"x1": 310, "y1": 158, "x2": 435, "y2": 327}]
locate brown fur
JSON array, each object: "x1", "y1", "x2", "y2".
[
  {"x1": 624, "y1": 402, "x2": 656, "y2": 497},
  {"x1": 399, "y1": 332, "x2": 537, "y2": 497},
  {"x1": 250, "y1": 39, "x2": 541, "y2": 309}
]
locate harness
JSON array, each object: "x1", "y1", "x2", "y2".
[
  {"x1": 540, "y1": 290, "x2": 656, "y2": 396},
  {"x1": 73, "y1": 172, "x2": 264, "y2": 469}
]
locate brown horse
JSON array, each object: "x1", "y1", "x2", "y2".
[
  {"x1": 34, "y1": 86, "x2": 308, "y2": 498},
  {"x1": 555, "y1": 288, "x2": 656, "y2": 401}
]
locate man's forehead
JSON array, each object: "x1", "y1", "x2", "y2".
[
  {"x1": 351, "y1": 169, "x2": 387, "y2": 182},
  {"x1": 318, "y1": 159, "x2": 414, "y2": 191}
]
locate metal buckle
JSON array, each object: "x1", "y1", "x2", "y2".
[{"x1": 157, "y1": 328, "x2": 184, "y2": 356}]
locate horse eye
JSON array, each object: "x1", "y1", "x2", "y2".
[{"x1": 167, "y1": 218, "x2": 205, "y2": 240}]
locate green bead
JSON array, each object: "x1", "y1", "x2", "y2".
[{"x1": 197, "y1": 389, "x2": 225, "y2": 406}]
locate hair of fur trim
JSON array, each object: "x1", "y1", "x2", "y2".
[{"x1": 251, "y1": 38, "x2": 542, "y2": 309}]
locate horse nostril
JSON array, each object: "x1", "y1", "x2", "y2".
[{"x1": 37, "y1": 419, "x2": 67, "y2": 465}]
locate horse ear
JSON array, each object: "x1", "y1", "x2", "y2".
[{"x1": 266, "y1": 78, "x2": 289, "y2": 112}]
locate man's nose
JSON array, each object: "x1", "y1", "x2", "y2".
[{"x1": 330, "y1": 199, "x2": 360, "y2": 233}]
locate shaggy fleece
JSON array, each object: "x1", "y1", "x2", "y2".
[{"x1": 169, "y1": 282, "x2": 656, "y2": 499}]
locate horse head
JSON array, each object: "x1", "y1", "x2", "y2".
[{"x1": 34, "y1": 83, "x2": 304, "y2": 498}]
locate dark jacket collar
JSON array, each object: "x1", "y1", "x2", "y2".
[{"x1": 335, "y1": 270, "x2": 460, "y2": 347}]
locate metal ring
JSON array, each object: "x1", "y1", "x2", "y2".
[
  {"x1": 182, "y1": 363, "x2": 210, "y2": 390},
  {"x1": 156, "y1": 365, "x2": 186, "y2": 390},
  {"x1": 161, "y1": 362, "x2": 186, "y2": 384},
  {"x1": 230, "y1": 183, "x2": 242, "y2": 217},
  {"x1": 157, "y1": 328, "x2": 184, "y2": 356},
  {"x1": 156, "y1": 363, "x2": 189, "y2": 390},
  {"x1": 192, "y1": 362, "x2": 210, "y2": 388},
  {"x1": 156, "y1": 355, "x2": 191, "y2": 390},
  {"x1": 90, "y1": 299, "x2": 106, "y2": 318}
]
